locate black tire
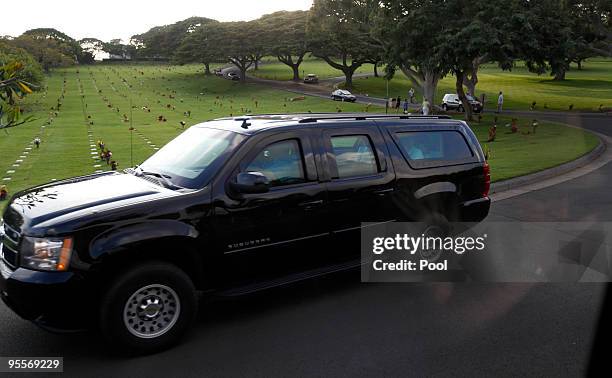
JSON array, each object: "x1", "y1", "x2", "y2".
[
  {"x1": 99, "y1": 261, "x2": 197, "y2": 355},
  {"x1": 442, "y1": 104, "x2": 448, "y2": 111},
  {"x1": 457, "y1": 105, "x2": 464, "y2": 113},
  {"x1": 418, "y1": 213, "x2": 450, "y2": 262}
]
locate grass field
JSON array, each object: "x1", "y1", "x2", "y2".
[
  {"x1": 0, "y1": 63, "x2": 600, "y2": 213},
  {"x1": 253, "y1": 56, "x2": 378, "y2": 81},
  {"x1": 254, "y1": 57, "x2": 612, "y2": 112},
  {"x1": 451, "y1": 113, "x2": 599, "y2": 181}
]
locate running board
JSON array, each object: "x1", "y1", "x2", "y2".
[{"x1": 215, "y1": 260, "x2": 362, "y2": 297}]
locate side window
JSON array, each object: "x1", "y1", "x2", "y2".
[
  {"x1": 396, "y1": 131, "x2": 473, "y2": 161},
  {"x1": 245, "y1": 139, "x2": 306, "y2": 187},
  {"x1": 330, "y1": 135, "x2": 378, "y2": 179}
]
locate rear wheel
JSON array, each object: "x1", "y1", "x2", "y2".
[
  {"x1": 99, "y1": 261, "x2": 197, "y2": 355},
  {"x1": 418, "y1": 213, "x2": 450, "y2": 262},
  {"x1": 457, "y1": 105, "x2": 464, "y2": 112}
]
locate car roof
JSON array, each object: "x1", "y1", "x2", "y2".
[{"x1": 193, "y1": 113, "x2": 460, "y2": 135}]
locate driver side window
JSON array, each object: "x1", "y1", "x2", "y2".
[{"x1": 245, "y1": 139, "x2": 306, "y2": 188}]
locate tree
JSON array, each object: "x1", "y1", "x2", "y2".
[
  {"x1": 0, "y1": 61, "x2": 36, "y2": 131},
  {"x1": 10, "y1": 35, "x2": 75, "y2": 71},
  {"x1": 20, "y1": 28, "x2": 92, "y2": 64},
  {"x1": 376, "y1": 0, "x2": 451, "y2": 105},
  {"x1": 307, "y1": 0, "x2": 382, "y2": 89},
  {"x1": 174, "y1": 22, "x2": 222, "y2": 75},
  {"x1": 132, "y1": 17, "x2": 217, "y2": 59},
  {"x1": 439, "y1": 0, "x2": 536, "y2": 120},
  {"x1": 259, "y1": 11, "x2": 309, "y2": 81},
  {"x1": 103, "y1": 39, "x2": 136, "y2": 60},
  {"x1": 79, "y1": 38, "x2": 105, "y2": 61},
  {"x1": 208, "y1": 22, "x2": 259, "y2": 82},
  {"x1": 522, "y1": 0, "x2": 610, "y2": 81},
  {"x1": 0, "y1": 40, "x2": 44, "y2": 86}
]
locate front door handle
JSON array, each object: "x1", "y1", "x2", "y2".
[
  {"x1": 298, "y1": 199, "x2": 324, "y2": 209},
  {"x1": 373, "y1": 188, "x2": 395, "y2": 196}
]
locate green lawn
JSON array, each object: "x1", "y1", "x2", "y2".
[
  {"x1": 253, "y1": 57, "x2": 612, "y2": 111},
  {"x1": 253, "y1": 56, "x2": 378, "y2": 81},
  {"x1": 454, "y1": 114, "x2": 599, "y2": 181},
  {"x1": 0, "y1": 63, "x2": 600, "y2": 213}
]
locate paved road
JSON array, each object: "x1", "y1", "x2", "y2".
[{"x1": 0, "y1": 98, "x2": 611, "y2": 375}]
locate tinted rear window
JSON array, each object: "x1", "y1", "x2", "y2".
[{"x1": 396, "y1": 131, "x2": 473, "y2": 162}]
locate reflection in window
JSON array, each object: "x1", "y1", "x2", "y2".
[
  {"x1": 245, "y1": 139, "x2": 305, "y2": 187},
  {"x1": 397, "y1": 131, "x2": 473, "y2": 161},
  {"x1": 330, "y1": 135, "x2": 378, "y2": 179}
]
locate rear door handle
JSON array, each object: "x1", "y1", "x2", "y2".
[{"x1": 298, "y1": 200, "x2": 324, "y2": 209}]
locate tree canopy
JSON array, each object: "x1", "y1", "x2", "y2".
[
  {"x1": 174, "y1": 22, "x2": 222, "y2": 74},
  {"x1": 131, "y1": 17, "x2": 218, "y2": 59},
  {"x1": 260, "y1": 11, "x2": 309, "y2": 81},
  {"x1": 307, "y1": 0, "x2": 382, "y2": 88}
]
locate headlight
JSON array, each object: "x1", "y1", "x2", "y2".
[{"x1": 21, "y1": 236, "x2": 73, "y2": 271}]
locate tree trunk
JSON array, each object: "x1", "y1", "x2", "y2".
[
  {"x1": 577, "y1": 60, "x2": 583, "y2": 70},
  {"x1": 463, "y1": 69, "x2": 478, "y2": 97},
  {"x1": 254, "y1": 60, "x2": 259, "y2": 70},
  {"x1": 374, "y1": 63, "x2": 379, "y2": 78},
  {"x1": 204, "y1": 62, "x2": 211, "y2": 76},
  {"x1": 455, "y1": 70, "x2": 473, "y2": 121},
  {"x1": 422, "y1": 70, "x2": 439, "y2": 107},
  {"x1": 344, "y1": 68, "x2": 355, "y2": 89},
  {"x1": 291, "y1": 64, "x2": 300, "y2": 81},
  {"x1": 553, "y1": 69, "x2": 566, "y2": 81}
]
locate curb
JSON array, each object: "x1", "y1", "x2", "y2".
[{"x1": 490, "y1": 136, "x2": 606, "y2": 194}]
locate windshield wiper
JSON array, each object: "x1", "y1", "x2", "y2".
[{"x1": 135, "y1": 167, "x2": 183, "y2": 190}]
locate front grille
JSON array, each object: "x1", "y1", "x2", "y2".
[{"x1": 1, "y1": 223, "x2": 21, "y2": 269}]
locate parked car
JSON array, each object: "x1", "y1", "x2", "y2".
[
  {"x1": 226, "y1": 72, "x2": 240, "y2": 81},
  {"x1": 331, "y1": 89, "x2": 357, "y2": 102},
  {"x1": 303, "y1": 74, "x2": 319, "y2": 84},
  {"x1": 441, "y1": 93, "x2": 483, "y2": 113},
  {"x1": 0, "y1": 114, "x2": 490, "y2": 354}
]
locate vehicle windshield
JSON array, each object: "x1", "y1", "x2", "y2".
[{"x1": 138, "y1": 126, "x2": 245, "y2": 189}]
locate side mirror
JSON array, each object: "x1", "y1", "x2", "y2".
[{"x1": 230, "y1": 172, "x2": 270, "y2": 194}]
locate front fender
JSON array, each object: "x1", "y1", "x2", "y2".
[{"x1": 88, "y1": 220, "x2": 199, "y2": 259}]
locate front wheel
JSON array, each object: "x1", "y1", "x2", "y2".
[
  {"x1": 99, "y1": 262, "x2": 197, "y2": 355},
  {"x1": 442, "y1": 104, "x2": 448, "y2": 111},
  {"x1": 457, "y1": 105, "x2": 464, "y2": 113}
]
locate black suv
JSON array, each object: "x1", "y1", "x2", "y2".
[{"x1": 0, "y1": 114, "x2": 490, "y2": 353}]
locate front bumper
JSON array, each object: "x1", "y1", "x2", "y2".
[
  {"x1": 0, "y1": 262, "x2": 89, "y2": 330},
  {"x1": 460, "y1": 197, "x2": 491, "y2": 222}
]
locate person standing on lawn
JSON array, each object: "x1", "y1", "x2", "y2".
[
  {"x1": 408, "y1": 88, "x2": 415, "y2": 103},
  {"x1": 497, "y1": 91, "x2": 504, "y2": 113},
  {"x1": 422, "y1": 98, "x2": 431, "y2": 116}
]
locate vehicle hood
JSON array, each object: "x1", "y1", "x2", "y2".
[{"x1": 3, "y1": 172, "x2": 179, "y2": 233}]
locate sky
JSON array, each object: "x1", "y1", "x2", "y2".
[{"x1": 0, "y1": 0, "x2": 313, "y2": 42}]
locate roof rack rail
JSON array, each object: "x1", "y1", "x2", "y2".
[{"x1": 297, "y1": 114, "x2": 451, "y2": 123}]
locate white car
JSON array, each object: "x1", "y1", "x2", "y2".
[{"x1": 331, "y1": 89, "x2": 357, "y2": 102}]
